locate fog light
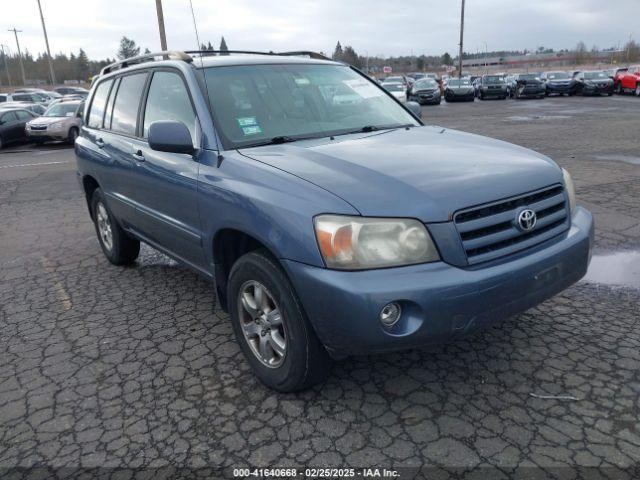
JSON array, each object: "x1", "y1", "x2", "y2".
[{"x1": 380, "y1": 302, "x2": 401, "y2": 327}]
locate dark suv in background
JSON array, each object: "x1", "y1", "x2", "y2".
[
  {"x1": 76, "y1": 50, "x2": 593, "y2": 391},
  {"x1": 477, "y1": 75, "x2": 508, "y2": 100}
]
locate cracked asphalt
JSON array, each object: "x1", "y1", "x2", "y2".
[{"x1": 1, "y1": 95, "x2": 639, "y2": 479}]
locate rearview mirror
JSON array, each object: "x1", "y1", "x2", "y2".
[
  {"x1": 405, "y1": 101, "x2": 422, "y2": 119},
  {"x1": 148, "y1": 120, "x2": 194, "y2": 155}
]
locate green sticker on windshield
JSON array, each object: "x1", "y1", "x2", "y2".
[
  {"x1": 241, "y1": 125, "x2": 263, "y2": 136},
  {"x1": 237, "y1": 116, "x2": 258, "y2": 127}
]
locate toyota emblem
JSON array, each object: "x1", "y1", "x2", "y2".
[{"x1": 517, "y1": 209, "x2": 537, "y2": 231}]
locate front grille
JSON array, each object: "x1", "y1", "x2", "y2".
[
  {"x1": 454, "y1": 184, "x2": 569, "y2": 265},
  {"x1": 30, "y1": 125, "x2": 47, "y2": 131}
]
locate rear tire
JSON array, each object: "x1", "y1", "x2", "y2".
[
  {"x1": 615, "y1": 82, "x2": 622, "y2": 95},
  {"x1": 635, "y1": 83, "x2": 640, "y2": 96},
  {"x1": 91, "y1": 188, "x2": 140, "y2": 265},
  {"x1": 228, "y1": 249, "x2": 331, "y2": 392},
  {"x1": 0, "y1": 135, "x2": 3, "y2": 150}
]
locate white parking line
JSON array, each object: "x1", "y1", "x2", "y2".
[{"x1": 0, "y1": 160, "x2": 70, "y2": 169}]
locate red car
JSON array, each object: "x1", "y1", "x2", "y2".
[{"x1": 614, "y1": 65, "x2": 640, "y2": 95}]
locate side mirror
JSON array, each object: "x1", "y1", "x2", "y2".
[
  {"x1": 405, "y1": 101, "x2": 422, "y2": 119},
  {"x1": 148, "y1": 120, "x2": 194, "y2": 155}
]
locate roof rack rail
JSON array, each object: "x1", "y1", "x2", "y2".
[
  {"x1": 100, "y1": 51, "x2": 193, "y2": 75},
  {"x1": 185, "y1": 50, "x2": 334, "y2": 62}
]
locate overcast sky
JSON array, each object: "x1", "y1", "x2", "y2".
[{"x1": 4, "y1": 0, "x2": 639, "y2": 60}]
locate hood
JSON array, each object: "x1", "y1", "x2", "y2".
[
  {"x1": 27, "y1": 116, "x2": 67, "y2": 126},
  {"x1": 240, "y1": 126, "x2": 563, "y2": 222}
]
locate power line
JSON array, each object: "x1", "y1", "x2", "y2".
[
  {"x1": 8, "y1": 28, "x2": 26, "y2": 86},
  {"x1": 37, "y1": 0, "x2": 57, "y2": 85}
]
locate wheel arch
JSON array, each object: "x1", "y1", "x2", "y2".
[
  {"x1": 211, "y1": 227, "x2": 283, "y2": 312},
  {"x1": 82, "y1": 174, "x2": 100, "y2": 219}
]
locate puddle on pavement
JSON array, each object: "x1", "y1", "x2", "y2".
[
  {"x1": 506, "y1": 115, "x2": 571, "y2": 122},
  {"x1": 594, "y1": 154, "x2": 640, "y2": 166},
  {"x1": 582, "y1": 251, "x2": 640, "y2": 289}
]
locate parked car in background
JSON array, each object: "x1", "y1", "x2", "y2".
[
  {"x1": 26, "y1": 99, "x2": 84, "y2": 144},
  {"x1": 0, "y1": 101, "x2": 47, "y2": 116},
  {"x1": 614, "y1": 65, "x2": 640, "y2": 95},
  {"x1": 477, "y1": 75, "x2": 508, "y2": 100},
  {"x1": 605, "y1": 67, "x2": 626, "y2": 80},
  {"x1": 408, "y1": 77, "x2": 441, "y2": 105},
  {"x1": 54, "y1": 86, "x2": 89, "y2": 96},
  {"x1": 0, "y1": 108, "x2": 37, "y2": 149},
  {"x1": 444, "y1": 77, "x2": 475, "y2": 102},
  {"x1": 513, "y1": 73, "x2": 545, "y2": 99},
  {"x1": 573, "y1": 71, "x2": 614, "y2": 96},
  {"x1": 407, "y1": 73, "x2": 425, "y2": 81},
  {"x1": 381, "y1": 81, "x2": 407, "y2": 102},
  {"x1": 0, "y1": 92, "x2": 50, "y2": 105},
  {"x1": 383, "y1": 75, "x2": 411, "y2": 94},
  {"x1": 541, "y1": 71, "x2": 575, "y2": 96}
]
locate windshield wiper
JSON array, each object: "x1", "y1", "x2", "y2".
[
  {"x1": 240, "y1": 134, "x2": 320, "y2": 149},
  {"x1": 339, "y1": 124, "x2": 416, "y2": 137}
]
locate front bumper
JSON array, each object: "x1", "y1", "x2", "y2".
[
  {"x1": 284, "y1": 207, "x2": 593, "y2": 355},
  {"x1": 546, "y1": 83, "x2": 572, "y2": 94},
  {"x1": 26, "y1": 129, "x2": 67, "y2": 141}
]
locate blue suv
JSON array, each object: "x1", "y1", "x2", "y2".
[{"x1": 76, "y1": 51, "x2": 594, "y2": 391}]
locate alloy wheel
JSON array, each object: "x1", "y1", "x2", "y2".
[
  {"x1": 96, "y1": 202, "x2": 113, "y2": 252},
  {"x1": 237, "y1": 280, "x2": 287, "y2": 368}
]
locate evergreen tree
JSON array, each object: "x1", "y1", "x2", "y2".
[
  {"x1": 219, "y1": 37, "x2": 229, "y2": 55},
  {"x1": 332, "y1": 41, "x2": 343, "y2": 61},
  {"x1": 117, "y1": 36, "x2": 140, "y2": 60}
]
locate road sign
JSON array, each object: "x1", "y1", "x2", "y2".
[{"x1": 383, "y1": 66, "x2": 392, "y2": 74}]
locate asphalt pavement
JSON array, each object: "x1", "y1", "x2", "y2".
[{"x1": 1, "y1": 95, "x2": 639, "y2": 479}]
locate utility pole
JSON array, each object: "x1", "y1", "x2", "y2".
[
  {"x1": 8, "y1": 28, "x2": 26, "y2": 86},
  {"x1": 37, "y1": 0, "x2": 56, "y2": 85},
  {"x1": 458, "y1": 0, "x2": 465, "y2": 78},
  {"x1": 155, "y1": 0, "x2": 168, "y2": 50},
  {"x1": 484, "y1": 41, "x2": 488, "y2": 74},
  {"x1": 0, "y1": 44, "x2": 11, "y2": 87}
]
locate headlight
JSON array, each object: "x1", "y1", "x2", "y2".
[
  {"x1": 50, "y1": 122, "x2": 63, "y2": 130},
  {"x1": 562, "y1": 168, "x2": 576, "y2": 215},
  {"x1": 314, "y1": 215, "x2": 440, "y2": 270}
]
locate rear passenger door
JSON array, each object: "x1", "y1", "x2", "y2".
[
  {"x1": 0, "y1": 111, "x2": 21, "y2": 142},
  {"x1": 129, "y1": 69, "x2": 205, "y2": 269}
]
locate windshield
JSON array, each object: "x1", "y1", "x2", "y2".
[
  {"x1": 44, "y1": 103, "x2": 78, "y2": 117},
  {"x1": 385, "y1": 76, "x2": 403, "y2": 83},
  {"x1": 483, "y1": 76, "x2": 503, "y2": 84},
  {"x1": 546, "y1": 72, "x2": 570, "y2": 80},
  {"x1": 448, "y1": 79, "x2": 470, "y2": 86},
  {"x1": 415, "y1": 79, "x2": 437, "y2": 88},
  {"x1": 519, "y1": 74, "x2": 540, "y2": 81},
  {"x1": 584, "y1": 71, "x2": 608, "y2": 79},
  {"x1": 383, "y1": 83, "x2": 405, "y2": 92},
  {"x1": 202, "y1": 64, "x2": 418, "y2": 149}
]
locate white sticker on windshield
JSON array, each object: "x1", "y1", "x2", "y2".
[{"x1": 342, "y1": 79, "x2": 384, "y2": 99}]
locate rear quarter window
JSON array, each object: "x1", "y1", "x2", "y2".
[{"x1": 87, "y1": 79, "x2": 114, "y2": 129}]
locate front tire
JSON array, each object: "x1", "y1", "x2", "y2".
[
  {"x1": 635, "y1": 83, "x2": 640, "y2": 96},
  {"x1": 91, "y1": 188, "x2": 140, "y2": 265},
  {"x1": 68, "y1": 127, "x2": 79, "y2": 144},
  {"x1": 228, "y1": 250, "x2": 331, "y2": 392}
]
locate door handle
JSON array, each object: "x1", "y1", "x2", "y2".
[
  {"x1": 132, "y1": 149, "x2": 145, "y2": 162},
  {"x1": 95, "y1": 138, "x2": 105, "y2": 148}
]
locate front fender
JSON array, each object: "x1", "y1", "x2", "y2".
[{"x1": 197, "y1": 149, "x2": 358, "y2": 269}]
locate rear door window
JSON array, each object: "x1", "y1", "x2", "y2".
[
  {"x1": 110, "y1": 73, "x2": 147, "y2": 136},
  {"x1": 15, "y1": 110, "x2": 34, "y2": 120},
  {"x1": 142, "y1": 71, "x2": 197, "y2": 140},
  {"x1": 87, "y1": 79, "x2": 113, "y2": 128},
  {"x1": 1, "y1": 111, "x2": 17, "y2": 123}
]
